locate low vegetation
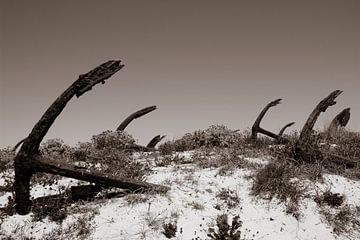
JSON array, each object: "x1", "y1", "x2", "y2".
[
  {"x1": 162, "y1": 221, "x2": 177, "y2": 238},
  {"x1": 0, "y1": 125, "x2": 359, "y2": 239},
  {"x1": 207, "y1": 214, "x2": 242, "y2": 240},
  {"x1": 319, "y1": 204, "x2": 360, "y2": 235},
  {"x1": 250, "y1": 160, "x2": 306, "y2": 218}
]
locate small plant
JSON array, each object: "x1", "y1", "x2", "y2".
[
  {"x1": 315, "y1": 190, "x2": 344, "y2": 207},
  {"x1": 319, "y1": 204, "x2": 360, "y2": 235},
  {"x1": 40, "y1": 138, "x2": 73, "y2": 162},
  {"x1": 31, "y1": 194, "x2": 70, "y2": 223},
  {"x1": 328, "y1": 129, "x2": 360, "y2": 159},
  {"x1": 41, "y1": 212, "x2": 96, "y2": 240},
  {"x1": 125, "y1": 193, "x2": 149, "y2": 206},
  {"x1": 0, "y1": 147, "x2": 15, "y2": 172},
  {"x1": 155, "y1": 154, "x2": 186, "y2": 167},
  {"x1": 216, "y1": 149, "x2": 247, "y2": 175},
  {"x1": 71, "y1": 132, "x2": 151, "y2": 181},
  {"x1": 1, "y1": 195, "x2": 16, "y2": 216},
  {"x1": 158, "y1": 141, "x2": 175, "y2": 156},
  {"x1": 251, "y1": 160, "x2": 305, "y2": 218},
  {"x1": 279, "y1": 129, "x2": 360, "y2": 180},
  {"x1": 31, "y1": 172, "x2": 62, "y2": 187},
  {"x1": 162, "y1": 221, "x2": 177, "y2": 238},
  {"x1": 0, "y1": 170, "x2": 13, "y2": 192},
  {"x1": 192, "y1": 148, "x2": 246, "y2": 172},
  {"x1": 158, "y1": 125, "x2": 244, "y2": 152},
  {"x1": 144, "y1": 211, "x2": 164, "y2": 232},
  {"x1": 189, "y1": 201, "x2": 205, "y2": 210},
  {"x1": 207, "y1": 214, "x2": 242, "y2": 240},
  {"x1": 216, "y1": 189, "x2": 240, "y2": 208},
  {"x1": 91, "y1": 130, "x2": 135, "y2": 150}
]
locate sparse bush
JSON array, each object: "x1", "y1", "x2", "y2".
[
  {"x1": 189, "y1": 201, "x2": 205, "y2": 210},
  {"x1": 328, "y1": 129, "x2": 360, "y2": 159},
  {"x1": 91, "y1": 130, "x2": 135, "y2": 150},
  {"x1": 216, "y1": 188, "x2": 240, "y2": 208},
  {"x1": 279, "y1": 129, "x2": 360, "y2": 180},
  {"x1": 41, "y1": 212, "x2": 96, "y2": 240},
  {"x1": 217, "y1": 150, "x2": 247, "y2": 175},
  {"x1": 191, "y1": 148, "x2": 217, "y2": 168},
  {"x1": 158, "y1": 141, "x2": 175, "y2": 156},
  {"x1": 281, "y1": 130, "x2": 323, "y2": 164},
  {"x1": 31, "y1": 172, "x2": 62, "y2": 187},
  {"x1": 40, "y1": 138, "x2": 72, "y2": 162},
  {"x1": 155, "y1": 154, "x2": 186, "y2": 167},
  {"x1": 319, "y1": 204, "x2": 360, "y2": 235},
  {"x1": 125, "y1": 193, "x2": 149, "y2": 205},
  {"x1": 0, "y1": 149, "x2": 15, "y2": 202},
  {"x1": 158, "y1": 125, "x2": 244, "y2": 152},
  {"x1": 0, "y1": 147, "x2": 15, "y2": 172},
  {"x1": 1, "y1": 195, "x2": 16, "y2": 216},
  {"x1": 144, "y1": 211, "x2": 164, "y2": 232},
  {"x1": 0, "y1": 170, "x2": 13, "y2": 192},
  {"x1": 207, "y1": 214, "x2": 242, "y2": 240},
  {"x1": 71, "y1": 131, "x2": 150, "y2": 180},
  {"x1": 251, "y1": 160, "x2": 305, "y2": 217},
  {"x1": 162, "y1": 221, "x2": 177, "y2": 238},
  {"x1": 192, "y1": 148, "x2": 247, "y2": 173},
  {"x1": 31, "y1": 195, "x2": 70, "y2": 223},
  {"x1": 315, "y1": 190, "x2": 344, "y2": 207}
]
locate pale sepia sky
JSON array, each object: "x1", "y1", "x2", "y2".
[{"x1": 1, "y1": 0, "x2": 359, "y2": 147}]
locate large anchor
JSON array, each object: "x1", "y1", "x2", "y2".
[{"x1": 14, "y1": 60, "x2": 169, "y2": 215}]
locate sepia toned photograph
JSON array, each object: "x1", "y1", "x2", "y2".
[{"x1": 1, "y1": 0, "x2": 359, "y2": 239}]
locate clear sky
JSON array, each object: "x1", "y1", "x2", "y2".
[{"x1": 1, "y1": 0, "x2": 359, "y2": 148}]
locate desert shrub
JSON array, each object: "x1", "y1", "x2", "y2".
[
  {"x1": 31, "y1": 172, "x2": 63, "y2": 187},
  {"x1": 158, "y1": 125, "x2": 244, "y2": 152},
  {"x1": 71, "y1": 131, "x2": 150, "y2": 180},
  {"x1": 283, "y1": 129, "x2": 360, "y2": 162},
  {"x1": 162, "y1": 221, "x2": 177, "y2": 238},
  {"x1": 279, "y1": 129, "x2": 360, "y2": 179},
  {"x1": 189, "y1": 201, "x2": 205, "y2": 210},
  {"x1": 91, "y1": 130, "x2": 135, "y2": 150},
  {"x1": 0, "y1": 148, "x2": 15, "y2": 194},
  {"x1": 275, "y1": 142, "x2": 325, "y2": 182},
  {"x1": 158, "y1": 141, "x2": 175, "y2": 155},
  {"x1": 1, "y1": 195, "x2": 16, "y2": 217},
  {"x1": 75, "y1": 146, "x2": 150, "y2": 180},
  {"x1": 0, "y1": 147, "x2": 15, "y2": 172},
  {"x1": 40, "y1": 138, "x2": 72, "y2": 161},
  {"x1": 155, "y1": 154, "x2": 187, "y2": 166},
  {"x1": 125, "y1": 193, "x2": 149, "y2": 205},
  {"x1": 41, "y1": 212, "x2": 96, "y2": 240},
  {"x1": 281, "y1": 130, "x2": 323, "y2": 163},
  {"x1": 191, "y1": 147, "x2": 247, "y2": 172},
  {"x1": 191, "y1": 148, "x2": 217, "y2": 167},
  {"x1": 319, "y1": 204, "x2": 360, "y2": 235},
  {"x1": 251, "y1": 160, "x2": 305, "y2": 218},
  {"x1": 207, "y1": 214, "x2": 242, "y2": 240},
  {"x1": 71, "y1": 141, "x2": 95, "y2": 163},
  {"x1": 274, "y1": 130, "x2": 331, "y2": 181},
  {"x1": 329, "y1": 129, "x2": 360, "y2": 159},
  {"x1": 216, "y1": 149, "x2": 248, "y2": 175},
  {"x1": 31, "y1": 194, "x2": 70, "y2": 223},
  {"x1": 216, "y1": 189, "x2": 240, "y2": 208},
  {"x1": 315, "y1": 190, "x2": 344, "y2": 208},
  {"x1": 0, "y1": 170, "x2": 13, "y2": 193}
]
